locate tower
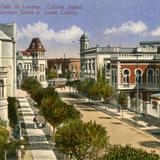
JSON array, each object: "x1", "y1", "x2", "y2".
[
  {"x1": 26, "y1": 37, "x2": 46, "y2": 82},
  {"x1": 79, "y1": 33, "x2": 89, "y2": 80},
  {"x1": 79, "y1": 33, "x2": 89, "y2": 53}
]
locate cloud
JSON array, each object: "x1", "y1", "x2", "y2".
[
  {"x1": 17, "y1": 21, "x2": 83, "y2": 43},
  {"x1": 150, "y1": 27, "x2": 160, "y2": 36},
  {"x1": 104, "y1": 20, "x2": 147, "y2": 34}
]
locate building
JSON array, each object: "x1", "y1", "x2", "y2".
[
  {"x1": 47, "y1": 58, "x2": 80, "y2": 80},
  {"x1": 80, "y1": 33, "x2": 160, "y2": 115},
  {"x1": 17, "y1": 38, "x2": 47, "y2": 87},
  {"x1": 0, "y1": 23, "x2": 17, "y2": 121}
]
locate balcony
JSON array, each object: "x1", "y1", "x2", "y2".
[
  {"x1": 118, "y1": 83, "x2": 160, "y2": 90},
  {"x1": 111, "y1": 53, "x2": 154, "y2": 60}
]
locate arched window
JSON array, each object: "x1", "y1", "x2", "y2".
[
  {"x1": 135, "y1": 69, "x2": 142, "y2": 84},
  {"x1": 123, "y1": 69, "x2": 130, "y2": 83},
  {"x1": 147, "y1": 69, "x2": 154, "y2": 84},
  {"x1": 0, "y1": 80, "x2": 4, "y2": 98}
]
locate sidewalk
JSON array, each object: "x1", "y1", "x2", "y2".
[{"x1": 16, "y1": 95, "x2": 57, "y2": 160}]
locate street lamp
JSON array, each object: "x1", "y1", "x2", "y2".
[
  {"x1": 135, "y1": 48, "x2": 142, "y2": 127},
  {"x1": 136, "y1": 52, "x2": 139, "y2": 127}
]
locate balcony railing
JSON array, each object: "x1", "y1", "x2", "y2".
[
  {"x1": 111, "y1": 53, "x2": 154, "y2": 60},
  {"x1": 118, "y1": 83, "x2": 160, "y2": 90}
]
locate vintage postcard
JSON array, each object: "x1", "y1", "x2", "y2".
[{"x1": 0, "y1": 0, "x2": 159, "y2": 159}]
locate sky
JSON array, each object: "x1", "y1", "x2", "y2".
[{"x1": 1, "y1": 0, "x2": 160, "y2": 58}]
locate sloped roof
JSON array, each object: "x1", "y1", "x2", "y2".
[
  {"x1": 26, "y1": 37, "x2": 46, "y2": 52},
  {"x1": 80, "y1": 33, "x2": 89, "y2": 41},
  {"x1": 21, "y1": 51, "x2": 31, "y2": 56},
  {"x1": 0, "y1": 30, "x2": 11, "y2": 40},
  {"x1": 0, "y1": 23, "x2": 16, "y2": 40}
]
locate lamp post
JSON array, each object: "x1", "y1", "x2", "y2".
[
  {"x1": 135, "y1": 48, "x2": 142, "y2": 127},
  {"x1": 136, "y1": 51, "x2": 139, "y2": 127}
]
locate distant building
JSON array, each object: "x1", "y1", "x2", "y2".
[
  {"x1": 47, "y1": 58, "x2": 80, "y2": 80},
  {"x1": 80, "y1": 33, "x2": 160, "y2": 116},
  {"x1": 0, "y1": 23, "x2": 17, "y2": 121},
  {"x1": 17, "y1": 37, "x2": 47, "y2": 87}
]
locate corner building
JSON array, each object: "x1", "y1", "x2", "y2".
[
  {"x1": 0, "y1": 23, "x2": 17, "y2": 121},
  {"x1": 17, "y1": 37, "x2": 47, "y2": 87},
  {"x1": 80, "y1": 34, "x2": 160, "y2": 113}
]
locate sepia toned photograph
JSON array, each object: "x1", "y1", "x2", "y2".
[{"x1": 0, "y1": 0, "x2": 159, "y2": 159}]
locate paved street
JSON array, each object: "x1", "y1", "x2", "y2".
[
  {"x1": 16, "y1": 90, "x2": 57, "y2": 160},
  {"x1": 57, "y1": 87, "x2": 160, "y2": 155}
]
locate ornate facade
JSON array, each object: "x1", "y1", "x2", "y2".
[
  {"x1": 0, "y1": 23, "x2": 17, "y2": 121},
  {"x1": 17, "y1": 38, "x2": 47, "y2": 87},
  {"x1": 80, "y1": 34, "x2": 160, "y2": 115}
]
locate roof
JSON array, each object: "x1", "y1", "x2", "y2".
[
  {"x1": 150, "y1": 93, "x2": 160, "y2": 99},
  {"x1": 0, "y1": 23, "x2": 16, "y2": 40},
  {"x1": 21, "y1": 51, "x2": 31, "y2": 56},
  {"x1": 26, "y1": 37, "x2": 46, "y2": 52},
  {"x1": 80, "y1": 33, "x2": 89, "y2": 41},
  {"x1": 140, "y1": 41, "x2": 160, "y2": 45},
  {"x1": 0, "y1": 30, "x2": 11, "y2": 40}
]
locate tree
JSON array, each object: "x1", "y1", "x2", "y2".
[
  {"x1": 89, "y1": 83, "x2": 101, "y2": 101},
  {"x1": 72, "y1": 80, "x2": 81, "y2": 94},
  {"x1": 0, "y1": 126, "x2": 8, "y2": 160},
  {"x1": 89, "y1": 82, "x2": 114, "y2": 107},
  {"x1": 33, "y1": 87, "x2": 59, "y2": 106},
  {"x1": 97, "y1": 67, "x2": 106, "y2": 83},
  {"x1": 99, "y1": 145, "x2": 160, "y2": 160},
  {"x1": 47, "y1": 69, "x2": 58, "y2": 79},
  {"x1": 117, "y1": 92, "x2": 128, "y2": 118},
  {"x1": 99, "y1": 82, "x2": 114, "y2": 106},
  {"x1": 55, "y1": 120, "x2": 108, "y2": 160},
  {"x1": 8, "y1": 97, "x2": 18, "y2": 128},
  {"x1": 40, "y1": 97, "x2": 81, "y2": 138},
  {"x1": 66, "y1": 80, "x2": 74, "y2": 94},
  {"x1": 76, "y1": 79, "x2": 95, "y2": 101},
  {"x1": 21, "y1": 77, "x2": 42, "y2": 97},
  {"x1": 66, "y1": 70, "x2": 71, "y2": 81},
  {"x1": 64, "y1": 103, "x2": 81, "y2": 121}
]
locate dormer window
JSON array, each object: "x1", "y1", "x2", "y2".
[{"x1": 32, "y1": 43, "x2": 35, "y2": 48}]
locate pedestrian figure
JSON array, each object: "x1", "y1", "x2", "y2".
[
  {"x1": 33, "y1": 117, "x2": 37, "y2": 123},
  {"x1": 33, "y1": 117, "x2": 38, "y2": 128}
]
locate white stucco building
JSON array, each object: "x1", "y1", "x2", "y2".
[
  {"x1": 17, "y1": 38, "x2": 47, "y2": 87},
  {"x1": 80, "y1": 34, "x2": 160, "y2": 117},
  {"x1": 0, "y1": 23, "x2": 17, "y2": 121}
]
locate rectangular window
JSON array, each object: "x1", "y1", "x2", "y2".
[
  {"x1": 111, "y1": 69, "x2": 117, "y2": 84},
  {"x1": 40, "y1": 75, "x2": 44, "y2": 82},
  {"x1": 40, "y1": 64, "x2": 44, "y2": 72},
  {"x1": 155, "y1": 69, "x2": 159, "y2": 83},
  {"x1": 0, "y1": 80, "x2": 4, "y2": 98}
]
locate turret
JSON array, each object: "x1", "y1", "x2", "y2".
[{"x1": 79, "y1": 33, "x2": 89, "y2": 53}]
